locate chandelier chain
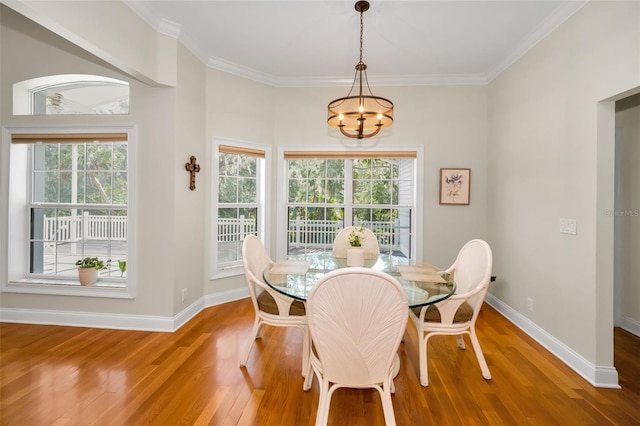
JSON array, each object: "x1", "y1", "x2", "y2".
[{"x1": 359, "y1": 7, "x2": 364, "y2": 64}]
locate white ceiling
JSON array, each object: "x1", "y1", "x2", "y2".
[{"x1": 124, "y1": 0, "x2": 587, "y2": 87}]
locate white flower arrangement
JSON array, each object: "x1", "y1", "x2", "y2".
[{"x1": 348, "y1": 226, "x2": 366, "y2": 247}]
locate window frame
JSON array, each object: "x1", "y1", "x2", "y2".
[
  {"x1": 276, "y1": 146, "x2": 423, "y2": 260},
  {"x1": 210, "y1": 138, "x2": 270, "y2": 279},
  {"x1": 13, "y1": 74, "x2": 130, "y2": 116},
  {"x1": 1, "y1": 125, "x2": 137, "y2": 299}
]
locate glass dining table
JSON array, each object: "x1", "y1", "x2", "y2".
[{"x1": 263, "y1": 251, "x2": 456, "y2": 308}]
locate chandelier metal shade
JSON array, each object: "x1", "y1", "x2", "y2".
[{"x1": 327, "y1": 1, "x2": 394, "y2": 139}]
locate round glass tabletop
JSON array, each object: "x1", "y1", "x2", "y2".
[{"x1": 263, "y1": 252, "x2": 456, "y2": 308}]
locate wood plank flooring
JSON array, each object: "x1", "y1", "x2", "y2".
[{"x1": 1, "y1": 300, "x2": 639, "y2": 425}]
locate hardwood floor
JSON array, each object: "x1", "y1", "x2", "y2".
[{"x1": 1, "y1": 300, "x2": 639, "y2": 425}]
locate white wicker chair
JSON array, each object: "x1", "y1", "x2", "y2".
[
  {"x1": 409, "y1": 239, "x2": 493, "y2": 387},
  {"x1": 240, "y1": 235, "x2": 309, "y2": 380},
  {"x1": 332, "y1": 226, "x2": 380, "y2": 260},
  {"x1": 304, "y1": 268, "x2": 408, "y2": 426}
]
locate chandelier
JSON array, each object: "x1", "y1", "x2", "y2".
[{"x1": 327, "y1": 1, "x2": 394, "y2": 139}]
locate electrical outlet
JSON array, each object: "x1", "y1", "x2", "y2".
[
  {"x1": 181, "y1": 288, "x2": 187, "y2": 302},
  {"x1": 526, "y1": 297, "x2": 534, "y2": 312}
]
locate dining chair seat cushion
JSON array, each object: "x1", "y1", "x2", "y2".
[
  {"x1": 257, "y1": 291, "x2": 306, "y2": 316},
  {"x1": 410, "y1": 301, "x2": 473, "y2": 323}
]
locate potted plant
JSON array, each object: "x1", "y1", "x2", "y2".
[
  {"x1": 75, "y1": 257, "x2": 108, "y2": 286},
  {"x1": 347, "y1": 227, "x2": 366, "y2": 267}
]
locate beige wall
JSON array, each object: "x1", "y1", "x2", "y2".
[
  {"x1": 4, "y1": 0, "x2": 177, "y2": 86},
  {"x1": 204, "y1": 69, "x2": 276, "y2": 295},
  {"x1": 616, "y1": 95, "x2": 640, "y2": 325},
  {"x1": 487, "y1": 0, "x2": 640, "y2": 368},
  {"x1": 0, "y1": 5, "x2": 206, "y2": 318},
  {"x1": 173, "y1": 44, "x2": 206, "y2": 311}
]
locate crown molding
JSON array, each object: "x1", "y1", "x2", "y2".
[
  {"x1": 206, "y1": 57, "x2": 489, "y2": 87},
  {"x1": 157, "y1": 18, "x2": 182, "y2": 39},
  {"x1": 206, "y1": 56, "x2": 281, "y2": 86}
]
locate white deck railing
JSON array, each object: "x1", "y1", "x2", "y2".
[
  {"x1": 287, "y1": 217, "x2": 402, "y2": 251},
  {"x1": 42, "y1": 214, "x2": 403, "y2": 252},
  {"x1": 42, "y1": 212, "x2": 127, "y2": 242},
  {"x1": 217, "y1": 216, "x2": 257, "y2": 242}
]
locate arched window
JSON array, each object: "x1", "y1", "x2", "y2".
[{"x1": 13, "y1": 74, "x2": 129, "y2": 115}]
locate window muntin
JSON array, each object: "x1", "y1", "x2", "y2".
[
  {"x1": 32, "y1": 143, "x2": 127, "y2": 204},
  {"x1": 212, "y1": 140, "x2": 267, "y2": 276},
  {"x1": 285, "y1": 156, "x2": 415, "y2": 258},
  {"x1": 29, "y1": 141, "x2": 128, "y2": 280},
  {"x1": 3, "y1": 128, "x2": 134, "y2": 297},
  {"x1": 287, "y1": 159, "x2": 344, "y2": 204},
  {"x1": 30, "y1": 207, "x2": 127, "y2": 278},
  {"x1": 353, "y1": 158, "x2": 400, "y2": 205}
]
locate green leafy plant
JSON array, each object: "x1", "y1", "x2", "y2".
[
  {"x1": 118, "y1": 260, "x2": 127, "y2": 277},
  {"x1": 348, "y1": 226, "x2": 366, "y2": 247},
  {"x1": 75, "y1": 257, "x2": 108, "y2": 270}
]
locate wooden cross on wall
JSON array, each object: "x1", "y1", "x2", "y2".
[{"x1": 185, "y1": 156, "x2": 201, "y2": 191}]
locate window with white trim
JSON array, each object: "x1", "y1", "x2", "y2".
[
  {"x1": 283, "y1": 150, "x2": 416, "y2": 258},
  {"x1": 2, "y1": 127, "x2": 136, "y2": 297},
  {"x1": 13, "y1": 74, "x2": 129, "y2": 115},
  {"x1": 211, "y1": 140, "x2": 268, "y2": 277}
]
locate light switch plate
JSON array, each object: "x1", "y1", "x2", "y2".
[{"x1": 559, "y1": 218, "x2": 577, "y2": 235}]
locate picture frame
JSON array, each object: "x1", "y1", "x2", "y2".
[{"x1": 439, "y1": 168, "x2": 471, "y2": 205}]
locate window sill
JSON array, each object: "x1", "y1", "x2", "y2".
[
  {"x1": 4, "y1": 278, "x2": 134, "y2": 299},
  {"x1": 210, "y1": 265, "x2": 243, "y2": 280}
]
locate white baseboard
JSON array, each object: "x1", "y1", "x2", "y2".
[
  {"x1": 0, "y1": 307, "x2": 176, "y2": 332},
  {"x1": 619, "y1": 315, "x2": 640, "y2": 337},
  {"x1": 485, "y1": 293, "x2": 620, "y2": 389},
  {"x1": 204, "y1": 287, "x2": 249, "y2": 307},
  {"x1": 0, "y1": 287, "x2": 250, "y2": 332},
  {"x1": 173, "y1": 298, "x2": 206, "y2": 331}
]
